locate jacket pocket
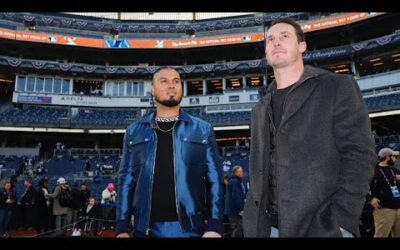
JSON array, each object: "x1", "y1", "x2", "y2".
[
  {"x1": 306, "y1": 200, "x2": 341, "y2": 237},
  {"x1": 130, "y1": 137, "x2": 150, "y2": 166},
  {"x1": 181, "y1": 135, "x2": 208, "y2": 165}
]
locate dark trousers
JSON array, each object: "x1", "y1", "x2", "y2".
[
  {"x1": 0, "y1": 208, "x2": 13, "y2": 234},
  {"x1": 228, "y1": 214, "x2": 243, "y2": 238},
  {"x1": 34, "y1": 205, "x2": 50, "y2": 234},
  {"x1": 20, "y1": 204, "x2": 34, "y2": 228},
  {"x1": 76, "y1": 216, "x2": 101, "y2": 236},
  {"x1": 101, "y1": 206, "x2": 115, "y2": 229},
  {"x1": 134, "y1": 221, "x2": 201, "y2": 238}
]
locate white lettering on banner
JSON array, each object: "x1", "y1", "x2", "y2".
[
  {"x1": 227, "y1": 37, "x2": 241, "y2": 42},
  {"x1": 205, "y1": 39, "x2": 220, "y2": 44},
  {"x1": 171, "y1": 41, "x2": 198, "y2": 47},
  {"x1": 319, "y1": 20, "x2": 339, "y2": 27},
  {"x1": 303, "y1": 48, "x2": 348, "y2": 60},
  {"x1": 0, "y1": 31, "x2": 15, "y2": 37},
  {"x1": 347, "y1": 14, "x2": 361, "y2": 21}
]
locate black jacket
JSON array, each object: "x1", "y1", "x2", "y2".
[
  {"x1": 243, "y1": 65, "x2": 376, "y2": 237},
  {"x1": 19, "y1": 185, "x2": 35, "y2": 205},
  {"x1": 0, "y1": 188, "x2": 17, "y2": 210},
  {"x1": 34, "y1": 187, "x2": 49, "y2": 209},
  {"x1": 79, "y1": 190, "x2": 91, "y2": 209},
  {"x1": 83, "y1": 204, "x2": 100, "y2": 219}
]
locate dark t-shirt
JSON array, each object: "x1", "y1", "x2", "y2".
[
  {"x1": 269, "y1": 84, "x2": 293, "y2": 228},
  {"x1": 150, "y1": 120, "x2": 179, "y2": 222},
  {"x1": 271, "y1": 85, "x2": 293, "y2": 129}
]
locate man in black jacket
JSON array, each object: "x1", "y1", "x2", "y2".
[
  {"x1": 243, "y1": 17, "x2": 376, "y2": 237},
  {"x1": 18, "y1": 178, "x2": 35, "y2": 229},
  {"x1": 78, "y1": 183, "x2": 91, "y2": 217},
  {"x1": 0, "y1": 180, "x2": 17, "y2": 237},
  {"x1": 224, "y1": 166, "x2": 247, "y2": 237},
  {"x1": 34, "y1": 178, "x2": 51, "y2": 234}
]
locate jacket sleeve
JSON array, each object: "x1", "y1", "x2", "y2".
[
  {"x1": 115, "y1": 130, "x2": 135, "y2": 235},
  {"x1": 204, "y1": 126, "x2": 224, "y2": 234},
  {"x1": 47, "y1": 186, "x2": 60, "y2": 198},
  {"x1": 370, "y1": 168, "x2": 379, "y2": 199},
  {"x1": 0, "y1": 190, "x2": 5, "y2": 205},
  {"x1": 331, "y1": 75, "x2": 377, "y2": 235}
]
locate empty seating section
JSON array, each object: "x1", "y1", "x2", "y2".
[
  {"x1": 1, "y1": 93, "x2": 400, "y2": 128},
  {"x1": 202, "y1": 112, "x2": 251, "y2": 126},
  {"x1": 0, "y1": 105, "x2": 139, "y2": 128},
  {"x1": 0, "y1": 106, "x2": 68, "y2": 127},
  {"x1": 365, "y1": 93, "x2": 400, "y2": 112},
  {"x1": 72, "y1": 108, "x2": 138, "y2": 128}
]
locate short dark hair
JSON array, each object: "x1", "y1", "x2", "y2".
[
  {"x1": 269, "y1": 17, "x2": 305, "y2": 43},
  {"x1": 38, "y1": 178, "x2": 48, "y2": 187},
  {"x1": 151, "y1": 66, "x2": 180, "y2": 84}
]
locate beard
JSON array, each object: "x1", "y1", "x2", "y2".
[
  {"x1": 388, "y1": 159, "x2": 396, "y2": 166},
  {"x1": 154, "y1": 94, "x2": 182, "y2": 107}
]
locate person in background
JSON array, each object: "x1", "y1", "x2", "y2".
[
  {"x1": 34, "y1": 178, "x2": 51, "y2": 234},
  {"x1": 370, "y1": 147, "x2": 400, "y2": 237},
  {"x1": 0, "y1": 180, "x2": 17, "y2": 237},
  {"x1": 18, "y1": 178, "x2": 35, "y2": 229},
  {"x1": 225, "y1": 166, "x2": 247, "y2": 237}
]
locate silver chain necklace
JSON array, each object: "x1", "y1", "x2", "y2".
[
  {"x1": 155, "y1": 115, "x2": 179, "y2": 122},
  {"x1": 155, "y1": 119, "x2": 178, "y2": 133}
]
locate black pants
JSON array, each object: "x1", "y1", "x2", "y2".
[
  {"x1": 228, "y1": 214, "x2": 243, "y2": 238},
  {"x1": 21, "y1": 204, "x2": 34, "y2": 228},
  {"x1": 101, "y1": 206, "x2": 115, "y2": 229},
  {"x1": 77, "y1": 216, "x2": 102, "y2": 236},
  {"x1": 34, "y1": 205, "x2": 50, "y2": 234}
]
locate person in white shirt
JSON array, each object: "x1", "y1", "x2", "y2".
[
  {"x1": 101, "y1": 183, "x2": 117, "y2": 231},
  {"x1": 101, "y1": 183, "x2": 117, "y2": 204}
]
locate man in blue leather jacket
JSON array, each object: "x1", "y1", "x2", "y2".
[{"x1": 116, "y1": 67, "x2": 224, "y2": 238}]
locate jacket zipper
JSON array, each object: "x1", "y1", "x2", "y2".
[
  {"x1": 146, "y1": 129, "x2": 158, "y2": 235},
  {"x1": 173, "y1": 125, "x2": 184, "y2": 230}
]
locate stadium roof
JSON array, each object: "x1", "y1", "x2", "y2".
[{"x1": 63, "y1": 12, "x2": 258, "y2": 21}]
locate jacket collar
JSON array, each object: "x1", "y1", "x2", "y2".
[
  {"x1": 265, "y1": 65, "x2": 325, "y2": 95},
  {"x1": 262, "y1": 65, "x2": 328, "y2": 128},
  {"x1": 139, "y1": 108, "x2": 193, "y2": 128}
]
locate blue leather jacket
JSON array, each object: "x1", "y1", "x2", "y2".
[{"x1": 116, "y1": 110, "x2": 224, "y2": 235}]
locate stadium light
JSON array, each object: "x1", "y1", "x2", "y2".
[
  {"x1": 0, "y1": 127, "x2": 84, "y2": 133},
  {"x1": 214, "y1": 125, "x2": 250, "y2": 131},
  {"x1": 88, "y1": 129, "x2": 126, "y2": 134},
  {"x1": 369, "y1": 110, "x2": 400, "y2": 118}
]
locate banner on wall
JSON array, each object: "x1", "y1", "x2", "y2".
[
  {"x1": 300, "y1": 12, "x2": 384, "y2": 32},
  {"x1": 17, "y1": 95, "x2": 52, "y2": 104},
  {"x1": 0, "y1": 12, "x2": 386, "y2": 50}
]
